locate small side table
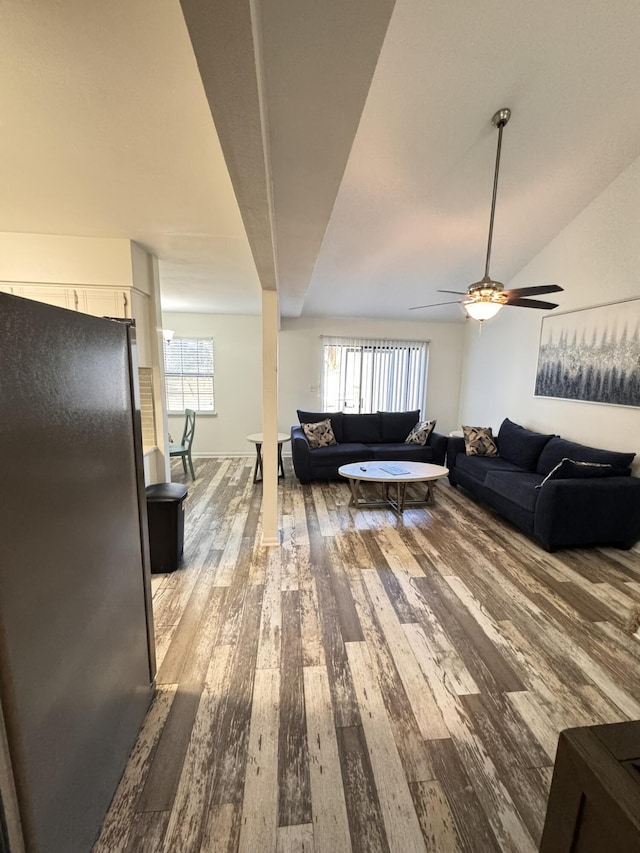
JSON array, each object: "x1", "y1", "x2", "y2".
[{"x1": 246, "y1": 433, "x2": 291, "y2": 483}]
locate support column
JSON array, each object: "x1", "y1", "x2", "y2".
[{"x1": 261, "y1": 289, "x2": 280, "y2": 545}]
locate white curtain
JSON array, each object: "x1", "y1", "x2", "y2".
[{"x1": 321, "y1": 337, "x2": 429, "y2": 414}]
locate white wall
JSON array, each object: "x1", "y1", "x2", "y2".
[
  {"x1": 0, "y1": 233, "x2": 134, "y2": 285},
  {"x1": 163, "y1": 312, "x2": 263, "y2": 455},
  {"x1": 279, "y1": 316, "x2": 465, "y2": 437},
  {"x1": 459, "y1": 152, "x2": 640, "y2": 469}
]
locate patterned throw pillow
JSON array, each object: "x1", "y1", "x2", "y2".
[
  {"x1": 302, "y1": 418, "x2": 337, "y2": 449},
  {"x1": 405, "y1": 419, "x2": 436, "y2": 445},
  {"x1": 462, "y1": 425, "x2": 498, "y2": 457}
]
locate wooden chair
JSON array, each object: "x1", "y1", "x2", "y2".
[{"x1": 169, "y1": 409, "x2": 196, "y2": 480}]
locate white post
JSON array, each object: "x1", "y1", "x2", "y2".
[{"x1": 261, "y1": 289, "x2": 280, "y2": 545}]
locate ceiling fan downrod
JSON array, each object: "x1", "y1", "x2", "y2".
[{"x1": 482, "y1": 107, "x2": 511, "y2": 284}]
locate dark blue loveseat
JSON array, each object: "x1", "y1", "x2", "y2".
[
  {"x1": 447, "y1": 418, "x2": 640, "y2": 551},
  {"x1": 291, "y1": 409, "x2": 447, "y2": 483}
]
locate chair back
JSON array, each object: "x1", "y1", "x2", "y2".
[{"x1": 181, "y1": 409, "x2": 196, "y2": 449}]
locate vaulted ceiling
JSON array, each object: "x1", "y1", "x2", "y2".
[{"x1": 3, "y1": 1, "x2": 640, "y2": 321}]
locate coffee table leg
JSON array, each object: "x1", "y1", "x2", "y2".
[
  {"x1": 277, "y1": 441, "x2": 285, "y2": 479},
  {"x1": 424, "y1": 482, "x2": 433, "y2": 504},
  {"x1": 348, "y1": 478, "x2": 361, "y2": 507}
]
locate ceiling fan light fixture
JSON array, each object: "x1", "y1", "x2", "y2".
[{"x1": 464, "y1": 299, "x2": 504, "y2": 322}]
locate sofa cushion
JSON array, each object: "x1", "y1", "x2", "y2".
[
  {"x1": 298, "y1": 410, "x2": 344, "y2": 443},
  {"x1": 309, "y1": 442, "x2": 371, "y2": 465},
  {"x1": 405, "y1": 419, "x2": 436, "y2": 445},
  {"x1": 302, "y1": 418, "x2": 337, "y2": 448},
  {"x1": 455, "y1": 453, "x2": 525, "y2": 481},
  {"x1": 485, "y1": 471, "x2": 544, "y2": 512},
  {"x1": 537, "y1": 457, "x2": 623, "y2": 488},
  {"x1": 536, "y1": 436, "x2": 635, "y2": 476},
  {"x1": 342, "y1": 413, "x2": 382, "y2": 443},
  {"x1": 368, "y1": 442, "x2": 435, "y2": 462},
  {"x1": 497, "y1": 418, "x2": 554, "y2": 471},
  {"x1": 462, "y1": 425, "x2": 498, "y2": 457},
  {"x1": 379, "y1": 410, "x2": 420, "y2": 442}
]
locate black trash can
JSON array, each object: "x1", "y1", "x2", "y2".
[{"x1": 145, "y1": 482, "x2": 188, "y2": 573}]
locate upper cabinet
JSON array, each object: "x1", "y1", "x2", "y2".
[{"x1": 77, "y1": 287, "x2": 130, "y2": 319}]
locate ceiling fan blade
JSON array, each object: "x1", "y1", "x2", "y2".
[
  {"x1": 503, "y1": 284, "x2": 563, "y2": 299},
  {"x1": 505, "y1": 298, "x2": 559, "y2": 310},
  {"x1": 437, "y1": 290, "x2": 468, "y2": 296},
  {"x1": 409, "y1": 300, "x2": 463, "y2": 310}
]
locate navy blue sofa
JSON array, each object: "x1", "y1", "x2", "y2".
[
  {"x1": 447, "y1": 418, "x2": 640, "y2": 551},
  {"x1": 291, "y1": 410, "x2": 447, "y2": 484}
]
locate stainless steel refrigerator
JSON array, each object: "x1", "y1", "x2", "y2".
[{"x1": 0, "y1": 293, "x2": 156, "y2": 851}]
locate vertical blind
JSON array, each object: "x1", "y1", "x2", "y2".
[
  {"x1": 164, "y1": 338, "x2": 215, "y2": 413},
  {"x1": 321, "y1": 337, "x2": 429, "y2": 413}
]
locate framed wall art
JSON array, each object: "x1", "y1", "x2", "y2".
[{"x1": 534, "y1": 297, "x2": 640, "y2": 407}]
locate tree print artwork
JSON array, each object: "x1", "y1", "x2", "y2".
[{"x1": 534, "y1": 298, "x2": 640, "y2": 407}]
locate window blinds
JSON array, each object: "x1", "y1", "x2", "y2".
[
  {"x1": 321, "y1": 337, "x2": 429, "y2": 414},
  {"x1": 163, "y1": 338, "x2": 215, "y2": 413}
]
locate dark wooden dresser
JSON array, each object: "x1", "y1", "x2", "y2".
[{"x1": 540, "y1": 720, "x2": 640, "y2": 852}]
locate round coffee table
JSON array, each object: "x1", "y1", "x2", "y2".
[
  {"x1": 338, "y1": 460, "x2": 449, "y2": 516},
  {"x1": 246, "y1": 432, "x2": 291, "y2": 483}
]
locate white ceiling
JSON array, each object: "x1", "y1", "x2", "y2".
[{"x1": 3, "y1": 1, "x2": 640, "y2": 321}]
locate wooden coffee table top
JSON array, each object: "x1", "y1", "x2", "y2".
[{"x1": 338, "y1": 461, "x2": 449, "y2": 483}]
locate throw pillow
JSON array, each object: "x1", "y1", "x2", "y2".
[
  {"x1": 302, "y1": 418, "x2": 337, "y2": 449},
  {"x1": 462, "y1": 425, "x2": 498, "y2": 457},
  {"x1": 405, "y1": 419, "x2": 436, "y2": 445},
  {"x1": 536, "y1": 457, "x2": 615, "y2": 488}
]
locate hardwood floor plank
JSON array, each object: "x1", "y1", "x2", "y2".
[
  {"x1": 325, "y1": 539, "x2": 364, "y2": 642},
  {"x1": 124, "y1": 811, "x2": 170, "y2": 853},
  {"x1": 161, "y1": 644, "x2": 234, "y2": 852},
  {"x1": 136, "y1": 685, "x2": 203, "y2": 813},
  {"x1": 347, "y1": 573, "x2": 434, "y2": 782},
  {"x1": 403, "y1": 633, "x2": 536, "y2": 852},
  {"x1": 409, "y1": 780, "x2": 461, "y2": 853},
  {"x1": 303, "y1": 666, "x2": 352, "y2": 853},
  {"x1": 507, "y1": 691, "x2": 559, "y2": 763},
  {"x1": 256, "y1": 547, "x2": 282, "y2": 670},
  {"x1": 93, "y1": 685, "x2": 177, "y2": 852},
  {"x1": 335, "y1": 725, "x2": 388, "y2": 853},
  {"x1": 299, "y1": 579, "x2": 326, "y2": 668},
  {"x1": 460, "y1": 692, "x2": 550, "y2": 845},
  {"x1": 238, "y1": 668, "x2": 280, "y2": 853},
  {"x1": 413, "y1": 573, "x2": 525, "y2": 694},
  {"x1": 304, "y1": 490, "x2": 360, "y2": 727},
  {"x1": 201, "y1": 803, "x2": 242, "y2": 853},
  {"x1": 278, "y1": 591, "x2": 312, "y2": 827},
  {"x1": 361, "y1": 571, "x2": 448, "y2": 741},
  {"x1": 345, "y1": 641, "x2": 428, "y2": 853},
  {"x1": 209, "y1": 584, "x2": 265, "y2": 805},
  {"x1": 157, "y1": 582, "x2": 225, "y2": 685},
  {"x1": 277, "y1": 823, "x2": 314, "y2": 852},
  {"x1": 428, "y1": 738, "x2": 501, "y2": 853}
]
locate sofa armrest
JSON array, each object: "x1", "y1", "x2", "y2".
[
  {"x1": 534, "y1": 476, "x2": 640, "y2": 550},
  {"x1": 428, "y1": 431, "x2": 448, "y2": 466},
  {"x1": 291, "y1": 425, "x2": 312, "y2": 483},
  {"x1": 446, "y1": 436, "x2": 466, "y2": 469}
]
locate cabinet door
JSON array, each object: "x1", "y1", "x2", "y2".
[
  {"x1": 20, "y1": 286, "x2": 75, "y2": 310},
  {"x1": 77, "y1": 288, "x2": 130, "y2": 319},
  {"x1": 0, "y1": 285, "x2": 22, "y2": 296}
]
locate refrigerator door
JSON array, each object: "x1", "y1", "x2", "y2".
[{"x1": 0, "y1": 294, "x2": 154, "y2": 852}]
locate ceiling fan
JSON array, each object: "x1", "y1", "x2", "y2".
[{"x1": 410, "y1": 108, "x2": 563, "y2": 321}]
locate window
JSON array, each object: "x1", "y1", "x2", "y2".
[
  {"x1": 164, "y1": 337, "x2": 215, "y2": 413},
  {"x1": 321, "y1": 337, "x2": 429, "y2": 413}
]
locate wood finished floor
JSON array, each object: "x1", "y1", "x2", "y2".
[{"x1": 94, "y1": 457, "x2": 640, "y2": 852}]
